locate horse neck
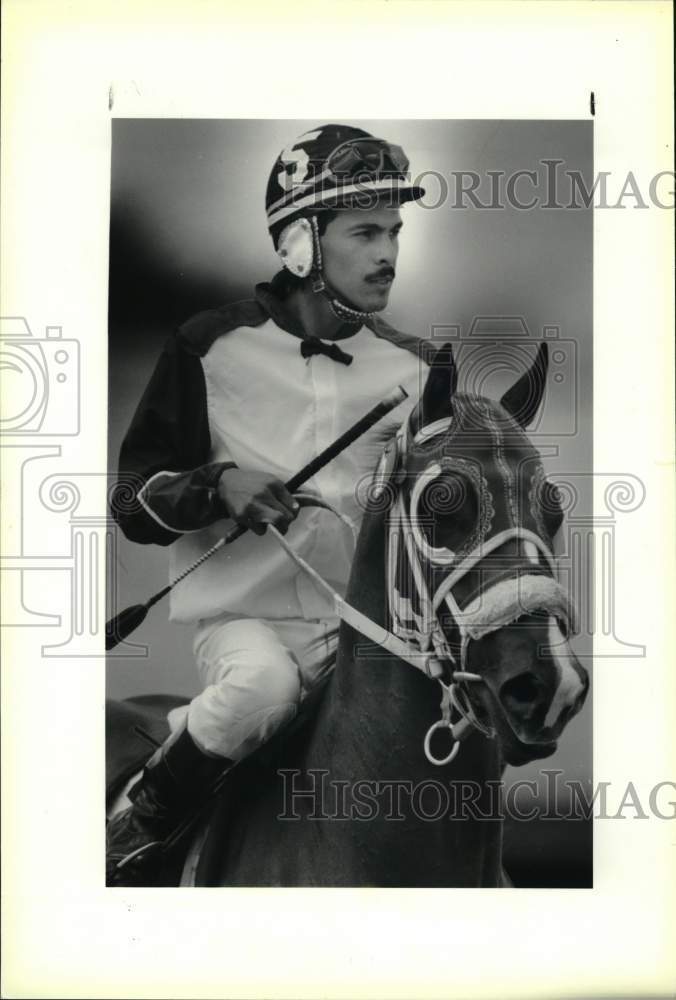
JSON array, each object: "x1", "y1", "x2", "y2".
[
  {"x1": 300, "y1": 502, "x2": 505, "y2": 887},
  {"x1": 318, "y1": 504, "x2": 443, "y2": 774}
]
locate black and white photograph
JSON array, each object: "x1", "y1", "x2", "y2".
[
  {"x1": 105, "y1": 119, "x2": 593, "y2": 888},
  {"x1": 2, "y1": 2, "x2": 674, "y2": 998}
]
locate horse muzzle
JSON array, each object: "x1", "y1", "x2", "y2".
[
  {"x1": 479, "y1": 655, "x2": 588, "y2": 766},
  {"x1": 461, "y1": 579, "x2": 589, "y2": 765}
]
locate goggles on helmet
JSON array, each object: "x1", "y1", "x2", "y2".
[
  {"x1": 326, "y1": 138, "x2": 410, "y2": 179},
  {"x1": 266, "y1": 127, "x2": 423, "y2": 235}
]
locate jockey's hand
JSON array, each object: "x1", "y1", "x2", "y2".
[{"x1": 217, "y1": 468, "x2": 299, "y2": 536}]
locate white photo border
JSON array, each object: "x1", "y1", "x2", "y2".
[{"x1": 2, "y1": 2, "x2": 674, "y2": 997}]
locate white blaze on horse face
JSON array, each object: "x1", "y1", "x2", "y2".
[
  {"x1": 523, "y1": 540, "x2": 540, "y2": 565},
  {"x1": 543, "y1": 616, "x2": 586, "y2": 730}
]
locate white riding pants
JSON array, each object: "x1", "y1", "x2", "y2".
[{"x1": 167, "y1": 616, "x2": 340, "y2": 761}]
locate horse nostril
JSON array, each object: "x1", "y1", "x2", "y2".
[
  {"x1": 499, "y1": 672, "x2": 548, "y2": 726},
  {"x1": 501, "y1": 672, "x2": 541, "y2": 706}
]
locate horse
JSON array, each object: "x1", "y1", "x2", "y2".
[{"x1": 106, "y1": 342, "x2": 589, "y2": 887}]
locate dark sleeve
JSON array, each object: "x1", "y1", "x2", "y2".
[{"x1": 109, "y1": 331, "x2": 236, "y2": 545}]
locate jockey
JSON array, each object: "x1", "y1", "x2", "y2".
[{"x1": 106, "y1": 123, "x2": 431, "y2": 885}]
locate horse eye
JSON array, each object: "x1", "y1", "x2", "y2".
[
  {"x1": 541, "y1": 479, "x2": 561, "y2": 509},
  {"x1": 539, "y1": 478, "x2": 564, "y2": 537},
  {"x1": 418, "y1": 473, "x2": 479, "y2": 549},
  {"x1": 419, "y1": 473, "x2": 470, "y2": 516}
]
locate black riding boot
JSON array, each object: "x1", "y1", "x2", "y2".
[{"x1": 106, "y1": 727, "x2": 231, "y2": 886}]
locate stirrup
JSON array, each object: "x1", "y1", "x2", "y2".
[
  {"x1": 113, "y1": 840, "x2": 163, "y2": 873},
  {"x1": 107, "y1": 839, "x2": 164, "y2": 887}
]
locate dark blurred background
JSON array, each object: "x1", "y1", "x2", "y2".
[{"x1": 108, "y1": 119, "x2": 593, "y2": 887}]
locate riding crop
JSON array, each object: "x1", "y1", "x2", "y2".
[{"x1": 105, "y1": 385, "x2": 409, "y2": 650}]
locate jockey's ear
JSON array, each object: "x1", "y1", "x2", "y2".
[
  {"x1": 500, "y1": 342, "x2": 549, "y2": 428},
  {"x1": 420, "y1": 342, "x2": 457, "y2": 426}
]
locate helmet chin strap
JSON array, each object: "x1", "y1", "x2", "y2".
[{"x1": 309, "y1": 215, "x2": 376, "y2": 324}]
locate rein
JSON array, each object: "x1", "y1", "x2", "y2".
[{"x1": 268, "y1": 416, "x2": 576, "y2": 767}]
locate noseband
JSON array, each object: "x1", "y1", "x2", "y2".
[{"x1": 268, "y1": 414, "x2": 577, "y2": 767}]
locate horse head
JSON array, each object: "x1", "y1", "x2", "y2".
[{"x1": 379, "y1": 342, "x2": 589, "y2": 767}]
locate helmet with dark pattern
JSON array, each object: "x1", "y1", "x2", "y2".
[{"x1": 266, "y1": 123, "x2": 424, "y2": 249}]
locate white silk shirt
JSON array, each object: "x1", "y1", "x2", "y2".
[{"x1": 166, "y1": 317, "x2": 425, "y2": 623}]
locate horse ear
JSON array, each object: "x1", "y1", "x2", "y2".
[
  {"x1": 500, "y1": 342, "x2": 549, "y2": 427},
  {"x1": 420, "y1": 342, "x2": 458, "y2": 426}
]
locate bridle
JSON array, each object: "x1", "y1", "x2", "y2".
[
  {"x1": 268, "y1": 412, "x2": 576, "y2": 767},
  {"x1": 381, "y1": 414, "x2": 574, "y2": 763}
]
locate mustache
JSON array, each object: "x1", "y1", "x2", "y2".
[{"x1": 365, "y1": 267, "x2": 396, "y2": 282}]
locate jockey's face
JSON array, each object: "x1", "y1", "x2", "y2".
[{"x1": 320, "y1": 206, "x2": 402, "y2": 313}]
